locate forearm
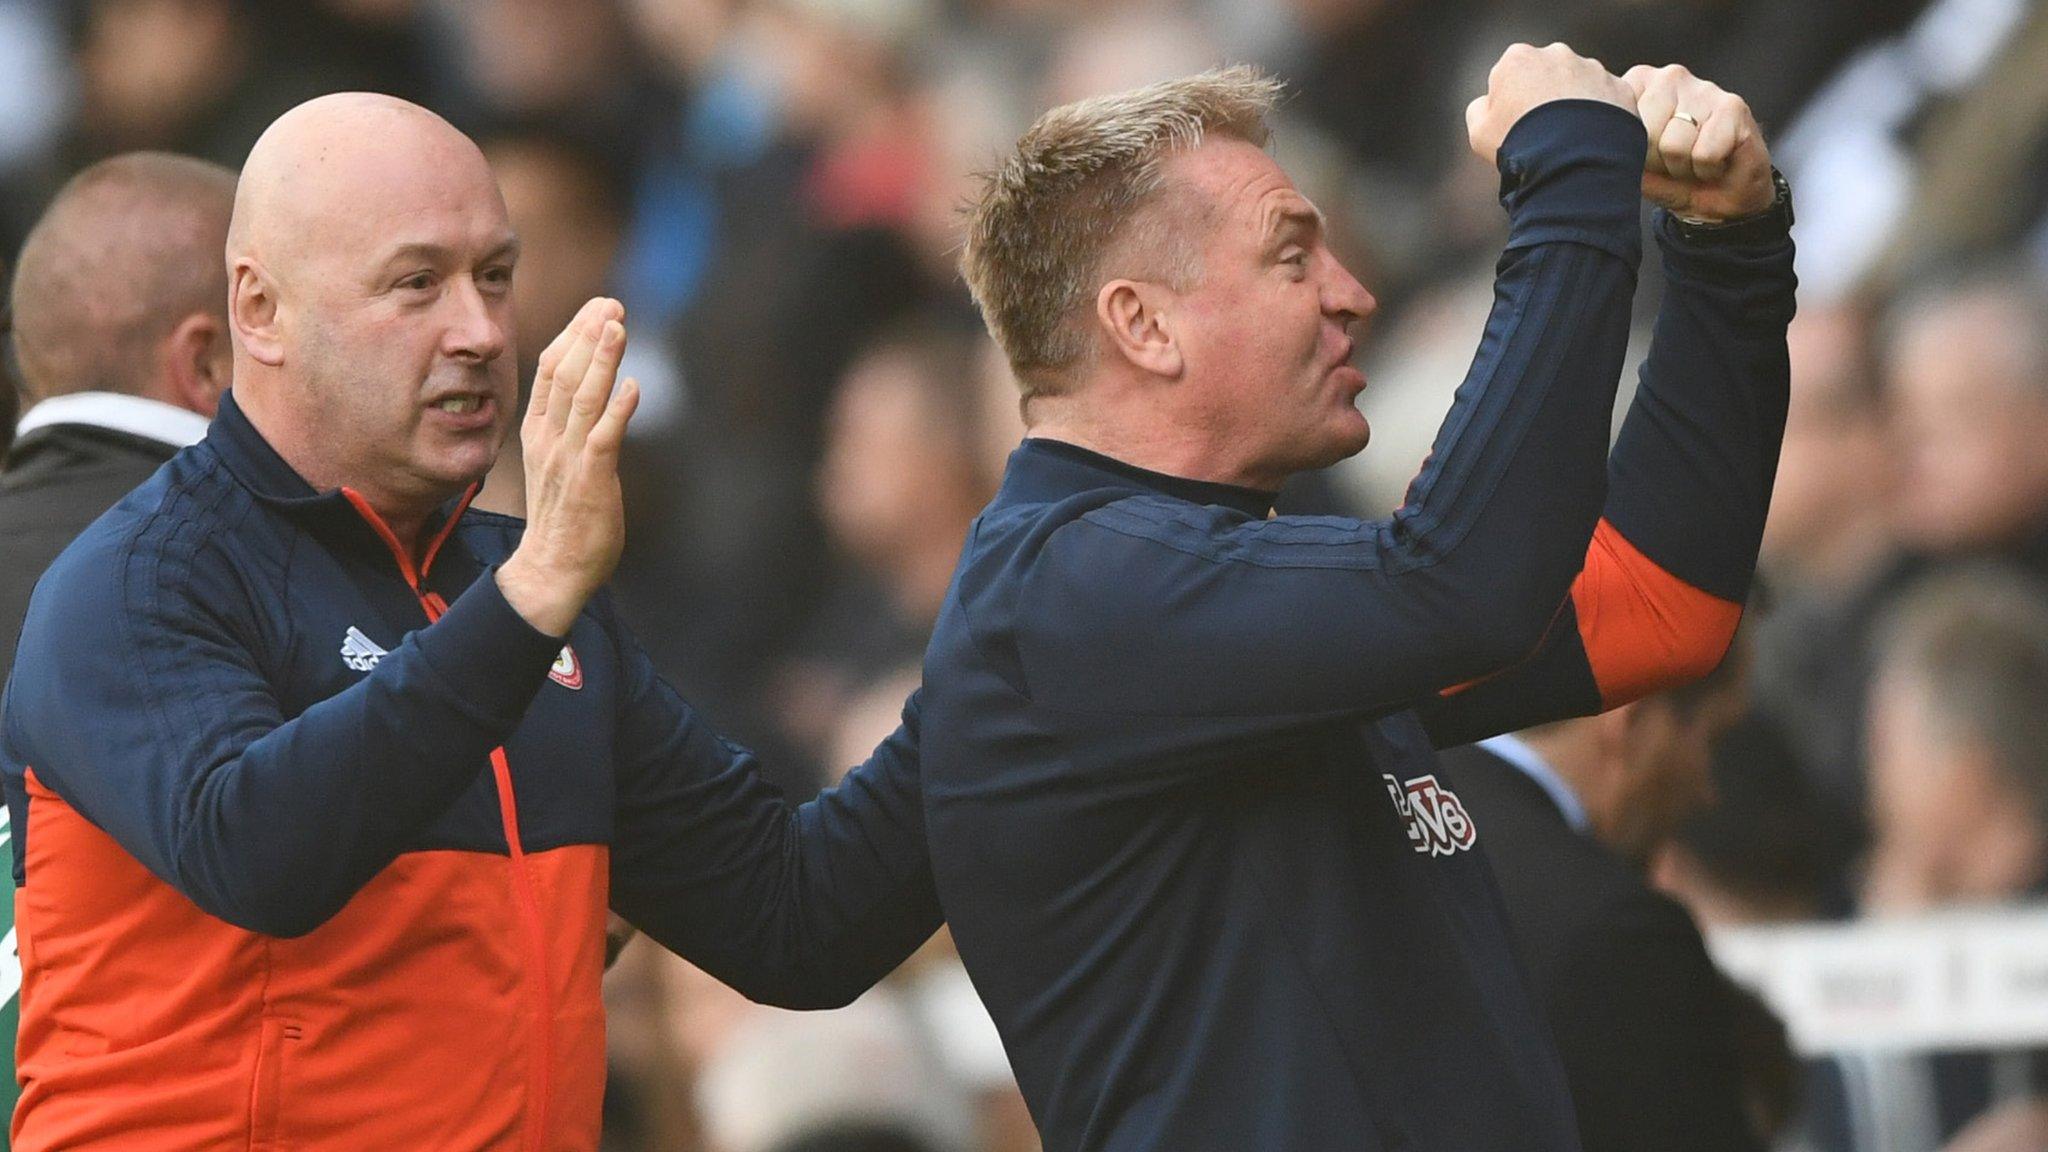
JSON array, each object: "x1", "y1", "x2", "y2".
[
  {"x1": 613, "y1": 670, "x2": 941, "y2": 1008},
  {"x1": 1418, "y1": 198, "x2": 1796, "y2": 745},
  {"x1": 1606, "y1": 205, "x2": 1796, "y2": 605},
  {"x1": 156, "y1": 578, "x2": 557, "y2": 935}
]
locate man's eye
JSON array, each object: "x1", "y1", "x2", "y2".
[
  {"x1": 398, "y1": 272, "x2": 435, "y2": 291},
  {"x1": 479, "y1": 266, "x2": 514, "y2": 289},
  {"x1": 1281, "y1": 251, "x2": 1309, "y2": 268}
]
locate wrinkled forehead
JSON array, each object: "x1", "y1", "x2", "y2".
[{"x1": 1160, "y1": 137, "x2": 1319, "y2": 247}]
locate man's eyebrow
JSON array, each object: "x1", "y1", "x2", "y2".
[
  {"x1": 374, "y1": 234, "x2": 522, "y2": 269},
  {"x1": 1263, "y1": 203, "x2": 1326, "y2": 248}
]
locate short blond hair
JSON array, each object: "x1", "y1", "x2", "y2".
[{"x1": 960, "y1": 65, "x2": 1282, "y2": 394}]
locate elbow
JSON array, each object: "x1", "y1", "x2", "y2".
[
  {"x1": 734, "y1": 964, "x2": 873, "y2": 1011},
  {"x1": 1661, "y1": 616, "x2": 1741, "y2": 690},
  {"x1": 198, "y1": 891, "x2": 341, "y2": 939},
  {"x1": 1455, "y1": 594, "x2": 1562, "y2": 679},
  {"x1": 1589, "y1": 606, "x2": 1743, "y2": 708},
  {"x1": 175, "y1": 855, "x2": 347, "y2": 939}
]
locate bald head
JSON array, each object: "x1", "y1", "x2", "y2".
[
  {"x1": 226, "y1": 93, "x2": 522, "y2": 525},
  {"x1": 229, "y1": 93, "x2": 505, "y2": 285},
  {"x1": 10, "y1": 151, "x2": 236, "y2": 405}
]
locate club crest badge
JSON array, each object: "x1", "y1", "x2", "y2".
[{"x1": 550, "y1": 646, "x2": 584, "y2": 690}]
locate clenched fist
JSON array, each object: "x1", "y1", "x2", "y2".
[
  {"x1": 1466, "y1": 42, "x2": 1637, "y2": 165},
  {"x1": 1624, "y1": 64, "x2": 1775, "y2": 222},
  {"x1": 496, "y1": 296, "x2": 642, "y2": 638}
]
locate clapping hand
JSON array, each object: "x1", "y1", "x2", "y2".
[{"x1": 495, "y1": 297, "x2": 641, "y2": 638}]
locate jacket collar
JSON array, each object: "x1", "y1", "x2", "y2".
[
  {"x1": 205, "y1": 390, "x2": 479, "y2": 585},
  {"x1": 997, "y1": 437, "x2": 1277, "y2": 519},
  {"x1": 14, "y1": 391, "x2": 211, "y2": 450},
  {"x1": 1477, "y1": 734, "x2": 1593, "y2": 835}
]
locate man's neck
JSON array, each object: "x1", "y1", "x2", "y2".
[
  {"x1": 237, "y1": 388, "x2": 440, "y2": 564},
  {"x1": 1029, "y1": 408, "x2": 1281, "y2": 492}
]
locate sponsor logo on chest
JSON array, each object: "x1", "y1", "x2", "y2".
[{"x1": 1383, "y1": 773, "x2": 1479, "y2": 857}]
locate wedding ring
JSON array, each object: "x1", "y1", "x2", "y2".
[{"x1": 1672, "y1": 111, "x2": 1701, "y2": 129}]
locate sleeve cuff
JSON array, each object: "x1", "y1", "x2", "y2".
[
  {"x1": 1662, "y1": 169, "x2": 1794, "y2": 252},
  {"x1": 1497, "y1": 99, "x2": 1648, "y2": 263},
  {"x1": 412, "y1": 568, "x2": 566, "y2": 725}
]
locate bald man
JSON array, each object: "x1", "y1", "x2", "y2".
[
  {"x1": 1, "y1": 152, "x2": 236, "y2": 687},
  {"x1": 0, "y1": 94, "x2": 939, "y2": 1150}
]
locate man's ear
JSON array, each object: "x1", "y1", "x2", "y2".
[
  {"x1": 161, "y1": 312, "x2": 229, "y2": 417},
  {"x1": 1095, "y1": 278, "x2": 1183, "y2": 379},
  {"x1": 230, "y1": 258, "x2": 285, "y2": 368}
]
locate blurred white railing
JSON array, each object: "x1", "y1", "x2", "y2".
[{"x1": 1710, "y1": 906, "x2": 2048, "y2": 1055}]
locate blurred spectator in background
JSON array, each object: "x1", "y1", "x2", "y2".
[
  {"x1": 1749, "y1": 302, "x2": 1896, "y2": 897},
  {"x1": 1658, "y1": 711, "x2": 1835, "y2": 929},
  {"x1": 773, "y1": 326, "x2": 1003, "y2": 780},
  {"x1": 1864, "y1": 568, "x2": 2048, "y2": 913},
  {"x1": 0, "y1": 148, "x2": 234, "y2": 1151},
  {"x1": 0, "y1": 151, "x2": 233, "y2": 683},
  {"x1": 1758, "y1": 305, "x2": 1894, "y2": 597},
  {"x1": 1886, "y1": 273, "x2": 2048, "y2": 572},
  {"x1": 1657, "y1": 713, "x2": 1857, "y2": 1152},
  {"x1": 472, "y1": 121, "x2": 634, "y2": 515},
  {"x1": 1829, "y1": 568, "x2": 2048, "y2": 1152},
  {"x1": 1438, "y1": 640, "x2": 1785, "y2": 1152}
]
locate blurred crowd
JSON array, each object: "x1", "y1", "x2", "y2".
[{"x1": 6, "y1": 0, "x2": 2048, "y2": 1150}]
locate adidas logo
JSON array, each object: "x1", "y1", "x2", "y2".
[{"x1": 340, "y1": 626, "x2": 388, "y2": 673}]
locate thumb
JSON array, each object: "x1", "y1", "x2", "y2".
[
  {"x1": 1465, "y1": 95, "x2": 1491, "y2": 156},
  {"x1": 1640, "y1": 170, "x2": 1691, "y2": 212}
]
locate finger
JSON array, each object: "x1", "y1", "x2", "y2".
[
  {"x1": 1622, "y1": 63, "x2": 1658, "y2": 100},
  {"x1": 563, "y1": 319, "x2": 626, "y2": 451},
  {"x1": 1658, "y1": 113, "x2": 1701, "y2": 183},
  {"x1": 1691, "y1": 104, "x2": 1743, "y2": 182},
  {"x1": 1641, "y1": 170, "x2": 1691, "y2": 214},
  {"x1": 548, "y1": 300, "x2": 616, "y2": 436},
  {"x1": 586, "y1": 376, "x2": 640, "y2": 462},
  {"x1": 1634, "y1": 86, "x2": 1678, "y2": 176},
  {"x1": 1465, "y1": 95, "x2": 1490, "y2": 157},
  {"x1": 529, "y1": 303, "x2": 591, "y2": 427}
]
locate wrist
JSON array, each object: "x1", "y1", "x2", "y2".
[
  {"x1": 1669, "y1": 168, "x2": 1794, "y2": 241},
  {"x1": 495, "y1": 552, "x2": 584, "y2": 638}
]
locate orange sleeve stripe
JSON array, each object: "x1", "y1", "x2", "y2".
[{"x1": 1572, "y1": 517, "x2": 1743, "y2": 709}]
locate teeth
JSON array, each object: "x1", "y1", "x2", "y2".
[{"x1": 436, "y1": 397, "x2": 481, "y2": 415}]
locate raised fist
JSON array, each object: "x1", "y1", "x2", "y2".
[
  {"x1": 1623, "y1": 64, "x2": 1775, "y2": 222},
  {"x1": 1466, "y1": 42, "x2": 1636, "y2": 165}
]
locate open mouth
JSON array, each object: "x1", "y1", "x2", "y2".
[{"x1": 433, "y1": 396, "x2": 485, "y2": 415}]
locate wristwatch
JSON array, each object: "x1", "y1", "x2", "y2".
[{"x1": 1670, "y1": 168, "x2": 1793, "y2": 243}]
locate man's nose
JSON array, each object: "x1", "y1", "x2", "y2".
[
  {"x1": 444, "y1": 275, "x2": 508, "y2": 362},
  {"x1": 1323, "y1": 258, "x2": 1378, "y2": 328}
]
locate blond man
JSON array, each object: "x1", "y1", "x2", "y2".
[{"x1": 920, "y1": 51, "x2": 1794, "y2": 1151}]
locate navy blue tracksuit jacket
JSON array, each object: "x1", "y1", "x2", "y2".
[{"x1": 921, "y1": 100, "x2": 1796, "y2": 1152}]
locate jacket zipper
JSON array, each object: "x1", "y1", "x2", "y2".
[{"x1": 342, "y1": 488, "x2": 556, "y2": 1152}]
